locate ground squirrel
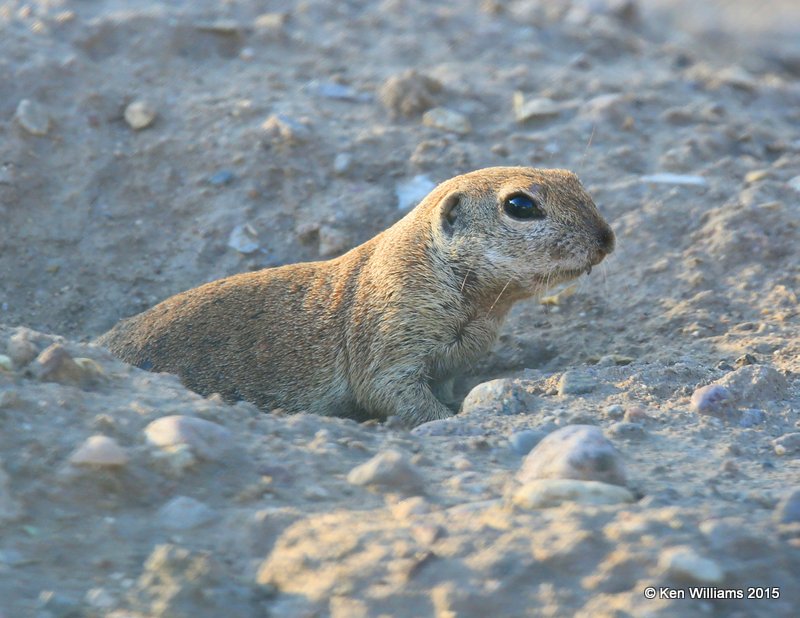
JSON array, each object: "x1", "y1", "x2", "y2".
[{"x1": 98, "y1": 167, "x2": 614, "y2": 426}]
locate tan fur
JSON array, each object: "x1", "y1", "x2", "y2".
[{"x1": 97, "y1": 167, "x2": 614, "y2": 426}]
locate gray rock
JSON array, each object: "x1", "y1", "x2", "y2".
[
  {"x1": 144, "y1": 415, "x2": 234, "y2": 461},
  {"x1": 773, "y1": 432, "x2": 800, "y2": 456},
  {"x1": 7, "y1": 328, "x2": 40, "y2": 367},
  {"x1": 508, "y1": 429, "x2": 547, "y2": 456},
  {"x1": 557, "y1": 370, "x2": 597, "y2": 395},
  {"x1": 461, "y1": 378, "x2": 537, "y2": 416},
  {"x1": 157, "y1": 496, "x2": 218, "y2": 530},
  {"x1": 517, "y1": 424, "x2": 626, "y2": 486},
  {"x1": 347, "y1": 449, "x2": 425, "y2": 493},
  {"x1": 15, "y1": 99, "x2": 51, "y2": 136},
  {"x1": 774, "y1": 489, "x2": 800, "y2": 524},
  {"x1": 690, "y1": 384, "x2": 734, "y2": 417}
]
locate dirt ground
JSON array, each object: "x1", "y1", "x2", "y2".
[{"x1": 1, "y1": 1, "x2": 799, "y2": 616}]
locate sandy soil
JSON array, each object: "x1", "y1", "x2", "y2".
[{"x1": 1, "y1": 1, "x2": 799, "y2": 616}]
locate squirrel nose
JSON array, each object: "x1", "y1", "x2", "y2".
[{"x1": 597, "y1": 225, "x2": 615, "y2": 255}]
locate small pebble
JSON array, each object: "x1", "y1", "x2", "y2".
[
  {"x1": 68, "y1": 435, "x2": 129, "y2": 467},
  {"x1": 37, "y1": 591, "x2": 82, "y2": 618},
  {"x1": 333, "y1": 152, "x2": 353, "y2": 175},
  {"x1": 311, "y1": 81, "x2": 371, "y2": 102},
  {"x1": 228, "y1": 223, "x2": 260, "y2": 254},
  {"x1": 744, "y1": 170, "x2": 769, "y2": 184},
  {"x1": 157, "y1": 496, "x2": 218, "y2": 530},
  {"x1": 774, "y1": 489, "x2": 800, "y2": 524},
  {"x1": 517, "y1": 424, "x2": 626, "y2": 486},
  {"x1": 606, "y1": 421, "x2": 645, "y2": 440},
  {"x1": 557, "y1": 370, "x2": 597, "y2": 395},
  {"x1": 690, "y1": 384, "x2": 733, "y2": 417},
  {"x1": 7, "y1": 329, "x2": 39, "y2": 367},
  {"x1": 788, "y1": 175, "x2": 800, "y2": 193},
  {"x1": 395, "y1": 175, "x2": 436, "y2": 211},
  {"x1": 390, "y1": 496, "x2": 430, "y2": 520},
  {"x1": 513, "y1": 479, "x2": 634, "y2": 509},
  {"x1": 604, "y1": 404, "x2": 624, "y2": 419},
  {"x1": 144, "y1": 415, "x2": 234, "y2": 461},
  {"x1": 658, "y1": 546, "x2": 724, "y2": 584},
  {"x1": 461, "y1": 378, "x2": 536, "y2": 416},
  {"x1": 124, "y1": 100, "x2": 157, "y2": 130},
  {"x1": 422, "y1": 107, "x2": 472, "y2": 134},
  {"x1": 15, "y1": 99, "x2": 51, "y2": 136},
  {"x1": 640, "y1": 173, "x2": 708, "y2": 187},
  {"x1": 773, "y1": 432, "x2": 800, "y2": 456},
  {"x1": 347, "y1": 449, "x2": 425, "y2": 494},
  {"x1": 84, "y1": 587, "x2": 115, "y2": 609},
  {"x1": 32, "y1": 344, "x2": 88, "y2": 386},
  {"x1": 208, "y1": 170, "x2": 235, "y2": 186},
  {"x1": 623, "y1": 406, "x2": 649, "y2": 422},
  {"x1": 513, "y1": 93, "x2": 563, "y2": 122},
  {"x1": 261, "y1": 114, "x2": 310, "y2": 144},
  {"x1": 733, "y1": 353, "x2": 757, "y2": 368},
  {"x1": 508, "y1": 429, "x2": 547, "y2": 456},
  {"x1": 0, "y1": 355, "x2": 12, "y2": 372}
]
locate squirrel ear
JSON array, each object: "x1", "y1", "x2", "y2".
[{"x1": 440, "y1": 193, "x2": 460, "y2": 234}]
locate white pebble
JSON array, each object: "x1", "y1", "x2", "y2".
[
  {"x1": 640, "y1": 173, "x2": 708, "y2": 187},
  {"x1": 157, "y1": 496, "x2": 218, "y2": 530},
  {"x1": 228, "y1": 223, "x2": 260, "y2": 254},
  {"x1": 422, "y1": 107, "x2": 472, "y2": 134},
  {"x1": 347, "y1": 449, "x2": 425, "y2": 493},
  {"x1": 144, "y1": 415, "x2": 233, "y2": 461},
  {"x1": 513, "y1": 93, "x2": 563, "y2": 122},
  {"x1": 15, "y1": 99, "x2": 51, "y2": 136},
  {"x1": 658, "y1": 546, "x2": 724, "y2": 584},
  {"x1": 124, "y1": 100, "x2": 157, "y2": 130},
  {"x1": 69, "y1": 435, "x2": 129, "y2": 467}
]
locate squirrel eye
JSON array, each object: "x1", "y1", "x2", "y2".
[{"x1": 503, "y1": 194, "x2": 545, "y2": 220}]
